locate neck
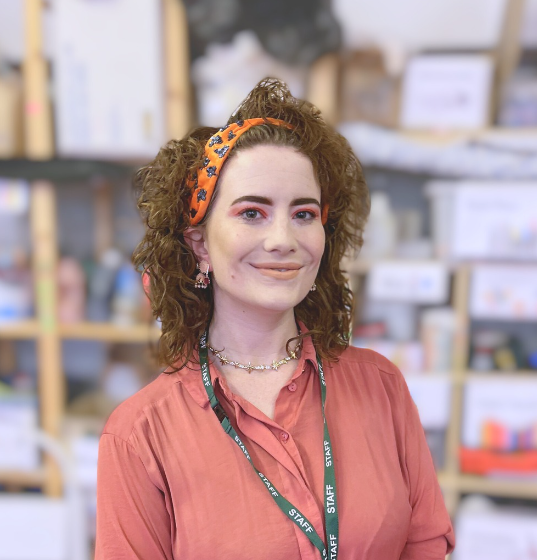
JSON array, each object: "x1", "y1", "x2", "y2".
[{"x1": 208, "y1": 307, "x2": 299, "y2": 366}]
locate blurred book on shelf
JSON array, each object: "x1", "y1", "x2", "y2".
[
  {"x1": 461, "y1": 378, "x2": 537, "y2": 477},
  {"x1": 499, "y1": 67, "x2": 537, "y2": 127},
  {"x1": 0, "y1": 180, "x2": 32, "y2": 323}
]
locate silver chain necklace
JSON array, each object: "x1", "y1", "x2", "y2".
[{"x1": 207, "y1": 340, "x2": 302, "y2": 373}]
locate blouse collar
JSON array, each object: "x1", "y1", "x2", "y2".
[{"x1": 171, "y1": 320, "x2": 319, "y2": 409}]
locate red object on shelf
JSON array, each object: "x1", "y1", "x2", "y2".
[{"x1": 460, "y1": 447, "x2": 537, "y2": 475}]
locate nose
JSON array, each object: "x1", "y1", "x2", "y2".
[{"x1": 263, "y1": 213, "x2": 298, "y2": 254}]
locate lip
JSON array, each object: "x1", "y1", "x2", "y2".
[
  {"x1": 251, "y1": 263, "x2": 302, "y2": 270},
  {"x1": 251, "y1": 263, "x2": 302, "y2": 280}
]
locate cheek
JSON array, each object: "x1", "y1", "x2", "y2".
[
  {"x1": 208, "y1": 224, "x2": 256, "y2": 274},
  {"x1": 308, "y1": 229, "x2": 326, "y2": 262}
]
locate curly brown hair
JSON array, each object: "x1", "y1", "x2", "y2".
[{"x1": 132, "y1": 78, "x2": 370, "y2": 371}]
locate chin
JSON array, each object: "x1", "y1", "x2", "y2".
[
  {"x1": 249, "y1": 290, "x2": 309, "y2": 313},
  {"x1": 216, "y1": 281, "x2": 311, "y2": 313}
]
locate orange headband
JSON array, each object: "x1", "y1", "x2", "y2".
[{"x1": 187, "y1": 118, "x2": 329, "y2": 226}]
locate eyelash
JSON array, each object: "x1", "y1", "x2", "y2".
[{"x1": 238, "y1": 208, "x2": 318, "y2": 222}]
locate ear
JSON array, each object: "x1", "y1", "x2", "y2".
[{"x1": 183, "y1": 226, "x2": 211, "y2": 267}]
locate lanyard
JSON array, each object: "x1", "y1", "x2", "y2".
[{"x1": 199, "y1": 331, "x2": 339, "y2": 560}]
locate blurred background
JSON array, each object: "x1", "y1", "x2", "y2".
[{"x1": 0, "y1": 0, "x2": 536, "y2": 558}]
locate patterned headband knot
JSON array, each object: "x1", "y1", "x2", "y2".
[{"x1": 187, "y1": 117, "x2": 329, "y2": 225}]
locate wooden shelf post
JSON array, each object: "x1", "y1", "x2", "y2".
[
  {"x1": 443, "y1": 265, "x2": 472, "y2": 515},
  {"x1": 30, "y1": 181, "x2": 64, "y2": 497},
  {"x1": 22, "y1": 0, "x2": 54, "y2": 159},
  {"x1": 162, "y1": 0, "x2": 192, "y2": 141}
]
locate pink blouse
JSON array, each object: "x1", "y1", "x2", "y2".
[{"x1": 96, "y1": 323, "x2": 455, "y2": 559}]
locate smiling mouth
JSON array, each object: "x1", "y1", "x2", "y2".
[{"x1": 253, "y1": 266, "x2": 301, "y2": 280}]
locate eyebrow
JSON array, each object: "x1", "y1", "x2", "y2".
[{"x1": 231, "y1": 195, "x2": 321, "y2": 207}]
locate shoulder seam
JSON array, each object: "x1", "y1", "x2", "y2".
[
  {"x1": 100, "y1": 430, "x2": 137, "y2": 448},
  {"x1": 104, "y1": 376, "x2": 182, "y2": 442},
  {"x1": 338, "y1": 354, "x2": 398, "y2": 376},
  {"x1": 99, "y1": 432, "x2": 158, "y2": 488}
]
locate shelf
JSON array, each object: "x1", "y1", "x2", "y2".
[
  {"x1": 0, "y1": 321, "x2": 162, "y2": 343},
  {"x1": 436, "y1": 471, "x2": 537, "y2": 499},
  {"x1": 59, "y1": 322, "x2": 161, "y2": 343},
  {"x1": 400, "y1": 127, "x2": 537, "y2": 146},
  {"x1": 0, "y1": 320, "x2": 40, "y2": 339},
  {"x1": 0, "y1": 468, "x2": 46, "y2": 488},
  {"x1": 466, "y1": 371, "x2": 537, "y2": 381},
  {"x1": 0, "y1": 158, "x2": 137, "y2": 182},
  {"x1": 456, "y1": 474, "x2": 537, "y2": 499}
]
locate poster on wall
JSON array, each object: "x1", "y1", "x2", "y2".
[
  {"x1": 470, "y1": 265, "x2": 537, "y2": 321},
  {"x1": 366, "y1": 261, "x2": 449, "y2": 303},
  {"x1": 462, "y1": 378, "x2": 537, "y2": 449},
  {"x1": 452, "y1": 182, "x2": 537, "y2": 260},
  {"x1": 53, "y1": 0, "x2": 165, "y2": 159},
  {"x1": 400, "y1": 55, "x2": 494, "y2": 129}
]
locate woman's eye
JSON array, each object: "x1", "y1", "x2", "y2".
[
  {"x1": 295, "y1": 210, "x2": 317, "y2": 220},
  {"x1": 240, "y1": 208, "x2": 262, "y2": 220}
]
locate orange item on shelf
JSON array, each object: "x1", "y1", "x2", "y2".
[{"x1": 460, "y1": 447, "x2": 537, "y2": 475}]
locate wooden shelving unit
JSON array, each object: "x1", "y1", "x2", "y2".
[
  {"x1": 59, "y1": 322, "x2": 161, "y2": 343},
  {"x1": 456, "y1": 475, "x2": 537, "y2": 500},
  {"x1": 0, "y1": 468, "x2": 46, "y2": 488},
  {"x1": 0, "y1": 320, "x2": 40, "y2": 339},
  {"x1": 0, "y1": 0, "x2": 191, "y2": 496},
  {"x1": 346, "y1": 245, "x2": 537, "y2": 517}
]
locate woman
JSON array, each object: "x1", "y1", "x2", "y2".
[{"x1": 95, "y1": 78, "x2": 455, "y2": 559}]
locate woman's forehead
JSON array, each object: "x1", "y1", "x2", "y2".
[{"x1": 217, "y1": 145, "x2": 320, "y2": 201}]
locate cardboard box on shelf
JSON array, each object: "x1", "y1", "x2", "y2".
[{"x1": 339, "y1": 49, "x2": 400, "y2": 127}]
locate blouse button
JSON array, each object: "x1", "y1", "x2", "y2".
[
  {"x1": 288, "y1": 382, "x2": 297, "y2": 392},
  {"x1": 280, "y1": 431, "x2": 289, "y2": 443}
]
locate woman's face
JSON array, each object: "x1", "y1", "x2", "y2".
[{"x1": 202, "y1": 144, "x2": 326, "y2": 315}]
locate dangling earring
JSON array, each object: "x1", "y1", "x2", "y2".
[
  {"x1": 310, "y1": 283, "x2": 317, "y2": 292},
  {"x1": 195, "y1": 261, "x2": 210, "y2": 288}
]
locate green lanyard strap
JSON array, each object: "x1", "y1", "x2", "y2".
[{"x1": 199, "y1": 331, "x2": 339, "y2": 560}]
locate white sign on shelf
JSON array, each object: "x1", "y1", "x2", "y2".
[
  {"x1": 462, "y1": 378, "x2": 537, "y2": 448},
  {"x1": 400, "y1": 55, "x2": 494, "y2": 129},
  {"x1": 0, "y1": 180, "x2": 29, "y2": 215},
  {"x1": 0, "y1": 395, "x2": 39, "y2": 470},
  {"x1": 470, "y1": 264, "x2": 537, "y2": 321},
  {"x1": 72, "y1": 435, "x2": 99, "y2": 488},
  {"x1": 452, "y1": 182, "x2": 537, "y2": 260},
  {"x1": 366, "y1": 261, "x2": 449, "y2": 303},
  {"x1": 53, "y1": 0, "x2": 165, "y2": 159}
]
